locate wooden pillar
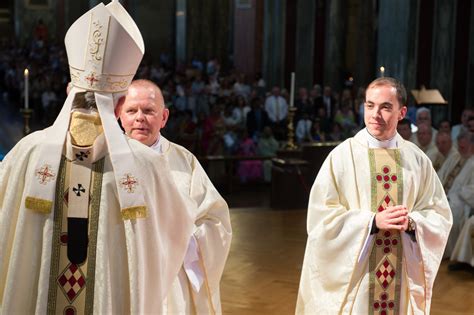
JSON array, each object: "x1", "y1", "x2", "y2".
[{"x1": 233, "y1": 0, "x2": 263, "y2": 79}]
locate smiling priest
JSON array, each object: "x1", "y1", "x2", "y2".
[{"x1": 296, "y1": 77, "x2": 452, "y2": 314}]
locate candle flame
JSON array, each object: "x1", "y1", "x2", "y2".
[
  {"x1": 380, "y1": 66, "x2": 385, "y2": 72},
  {"x1": 24, "y1": 68, "x2": 29, "y2": 76}
]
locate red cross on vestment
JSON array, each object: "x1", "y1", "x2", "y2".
[
  {"x1": 120, "y1": 174, "x2": 138, "y2": 193},
  {"x1": 85, "y1": 73, "x2": 99, "y2": 87},
  {"x1": 36, "y1": 165, "x2": 55, "y2": 184}
]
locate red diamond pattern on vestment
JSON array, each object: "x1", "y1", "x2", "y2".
[
  {"x1": 57, "y1": 263, "x2": 86, "y2": 303},
  {"x1": 377, "y1": 193, "x2": 394, "y2": 212},
  {"x1": 375, "y1": 258, "x2": 396, "y2": 289}
]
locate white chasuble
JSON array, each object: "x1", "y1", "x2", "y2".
[
  {"x1": 154, "y1": 136, "x2": 232, "y2": 315},
  {"x1": 0, "y1": 131, "x2": 195, "y2": 314},
  {"x1": 296, "y1": 130, "x2": 452, "y2": 315}
]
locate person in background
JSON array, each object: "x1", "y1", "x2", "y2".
[
  {"x1": 433, "y1": 131, "x2": 458, "y2": 172},
  {"x1": 258, "y1": 126, "x2": 279, "y2": 182},
  {"x1": 264, "y1": 86, "x2": 288, "y2": 140},
  {"x1": 437, "y1": 131, "x2": 474, "y2": 258},
  {"x1": 451, "y1": 107, "x2": 473, "y2": 141},
  {"x1": 397, "y1": 118, "x2": 412, "y2": 141},
  {"x1": 416, "y1": 123, "x2": 438, "y2": 162}
]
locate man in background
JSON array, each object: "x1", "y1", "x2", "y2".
[
  {"x1": 433, "y1": 131, "x2": 458, "y2": 171},
  {"x1": 397, "y1": 118, "x2": 412, "y2": 140}
]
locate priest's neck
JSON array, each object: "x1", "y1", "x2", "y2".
[
  {"x1": 69, "y1": 110, "x2": 103, "y2": 147},
  {"x1": 366, "y1": 128, "x2": 397, "y2": 142}
]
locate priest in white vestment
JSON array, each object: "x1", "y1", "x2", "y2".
[
  {"x1": 450, "y1": 215, "x2": 474, "y2": 267},
  {"x1": 413, "y1": 123, "x2": 438, "y2": 162},
  {"x1": 117, "y1": 79, "x2": 232, "y2": 314},
  {"x1": 410, "y1": 107, "x2": 438, "y2": 147},
  {"x1": 0, "y1": 2, "x2": 195, "y2": 313},
  {"x1": 437, "y1": 132, "x2": 474, "y2": 257},
  {"x1": 297, "y1": 77, "x2": 452, "y2": 314},
  {"x1": 432, "y1": 131, "x2": 458, "y2": 172}
]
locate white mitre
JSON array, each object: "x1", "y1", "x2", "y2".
[{"x1": 24, "y1": 0, "x2": 148, "y2": 220}]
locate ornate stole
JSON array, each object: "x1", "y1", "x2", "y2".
[
  {"x1": 443, "y1": 157, "x2": 466, "y2": 193},
  {"x1": 46, "y1": 155, "x2": 104, "y2": 315},
  {"x1": 369, "y1": 149, "x2": 403, "y2": 315},
  {"x1": 432, "y1": 153, "x2": 445, "y2": 172}
]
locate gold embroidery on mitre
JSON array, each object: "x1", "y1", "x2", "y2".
[
  {"x1": 89, "y1": 20, "x2": 104, "y2": 62},
  {"x1": 121, "y1": 206, "x2": 147, "y2": 220},
  {"x1": 69, "y1": 67, "x2": 134, "y2": 93},
  {"x1": 35, "y1": 164, "x2": 56, "y2": 185},
  {"x1": 25, "y1": 196, "x2": 53, "y2": 213}
]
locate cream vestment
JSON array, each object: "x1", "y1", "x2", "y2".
[
  {"x1": 296, "y1": 129, "x2": 452, "y2": 314},
  {"x1": 153, "y1": 136, "x2": 232, "y2": 314}
]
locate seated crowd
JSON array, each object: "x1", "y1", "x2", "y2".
[{"x1": 396, "y1": 107, "x2": 474, "y2": 271}]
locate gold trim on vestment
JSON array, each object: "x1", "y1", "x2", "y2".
[
  {"x1": 47, "y1": 156, "x2": 67, "y2": 314},
  {"x1": 84, "y1": 158, "x2": 105, "y2": 314},
  {"x1": 25, "y1": 196, "x2": 53, "y2": 213},
  {"x1": 368, "y1": 149, "x2": 403, "y2": 315},
  {"x1": 121, "y1": 206, "x2": 147, "y2": 220},
  {"x1": 46, "y1": 156, "x2": 104, "y2": 314}
]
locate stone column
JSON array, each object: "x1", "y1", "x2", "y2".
[
  {"x1": 134, "y1": 0, "x2": 175, "y2": 62},
  {"x1": 175, "y1": 0, "x2": 186, "y2": 64},
  {"x1": 430, "y1": 0, "x2": 457, "y2": 108},
  {"x1": 294, "y1": 0, "x2": 315, "y2": 89},
  {"x1": 324, "y1": 0, "x2": 346, "y2": 90},
  {"x1": 186, "y1": 0, "x2": 231, "y2": 67},
  {"x1": 354, "y1": 0, "x2": 376, "y2": 87},
  {"x1": 262, "y1": 0, "x2": 285, "y2": 88},
  {"x1": 376, "y1": 0, "x2": 418, "y2": 90}
]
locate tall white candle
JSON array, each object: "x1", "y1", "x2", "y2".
[
  {"x1": 290, "y1": 72, "x2": 295, "y2": 108},
  {"x1": 380, "y1": 66, "x2": 385, "y2": 78},
  {"x1": 24, "y1": 68, "x2": 29, "y2": 109}
]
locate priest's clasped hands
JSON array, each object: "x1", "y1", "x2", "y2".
[{"x1": 375, "y1": 205, "x2": 409, "y2": 231}]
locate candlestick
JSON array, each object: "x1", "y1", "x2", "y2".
[
  {"x1": 284, "y1": 107, "x2": 297, "y2": 150},
  {"x1": 379, "y1": 66, "x2": 385, "y2": 78},
  {"x1": 290, "y1": 72, "x2": 295, "y2": 108},
  {"x1": 24, "y1": 68, "x2": 29, "y2": 110}
]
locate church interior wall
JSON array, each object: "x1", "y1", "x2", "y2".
[{"x1": 5, "y1": 0, "x2": 474, "y2": 123}]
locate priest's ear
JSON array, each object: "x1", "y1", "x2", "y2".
[
  {"x1": 398, "y1": 105, "x2": 408, "y2": 121},
  {"x1": 114, "y1": 96, "x2": 125, "y2": 119}
]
